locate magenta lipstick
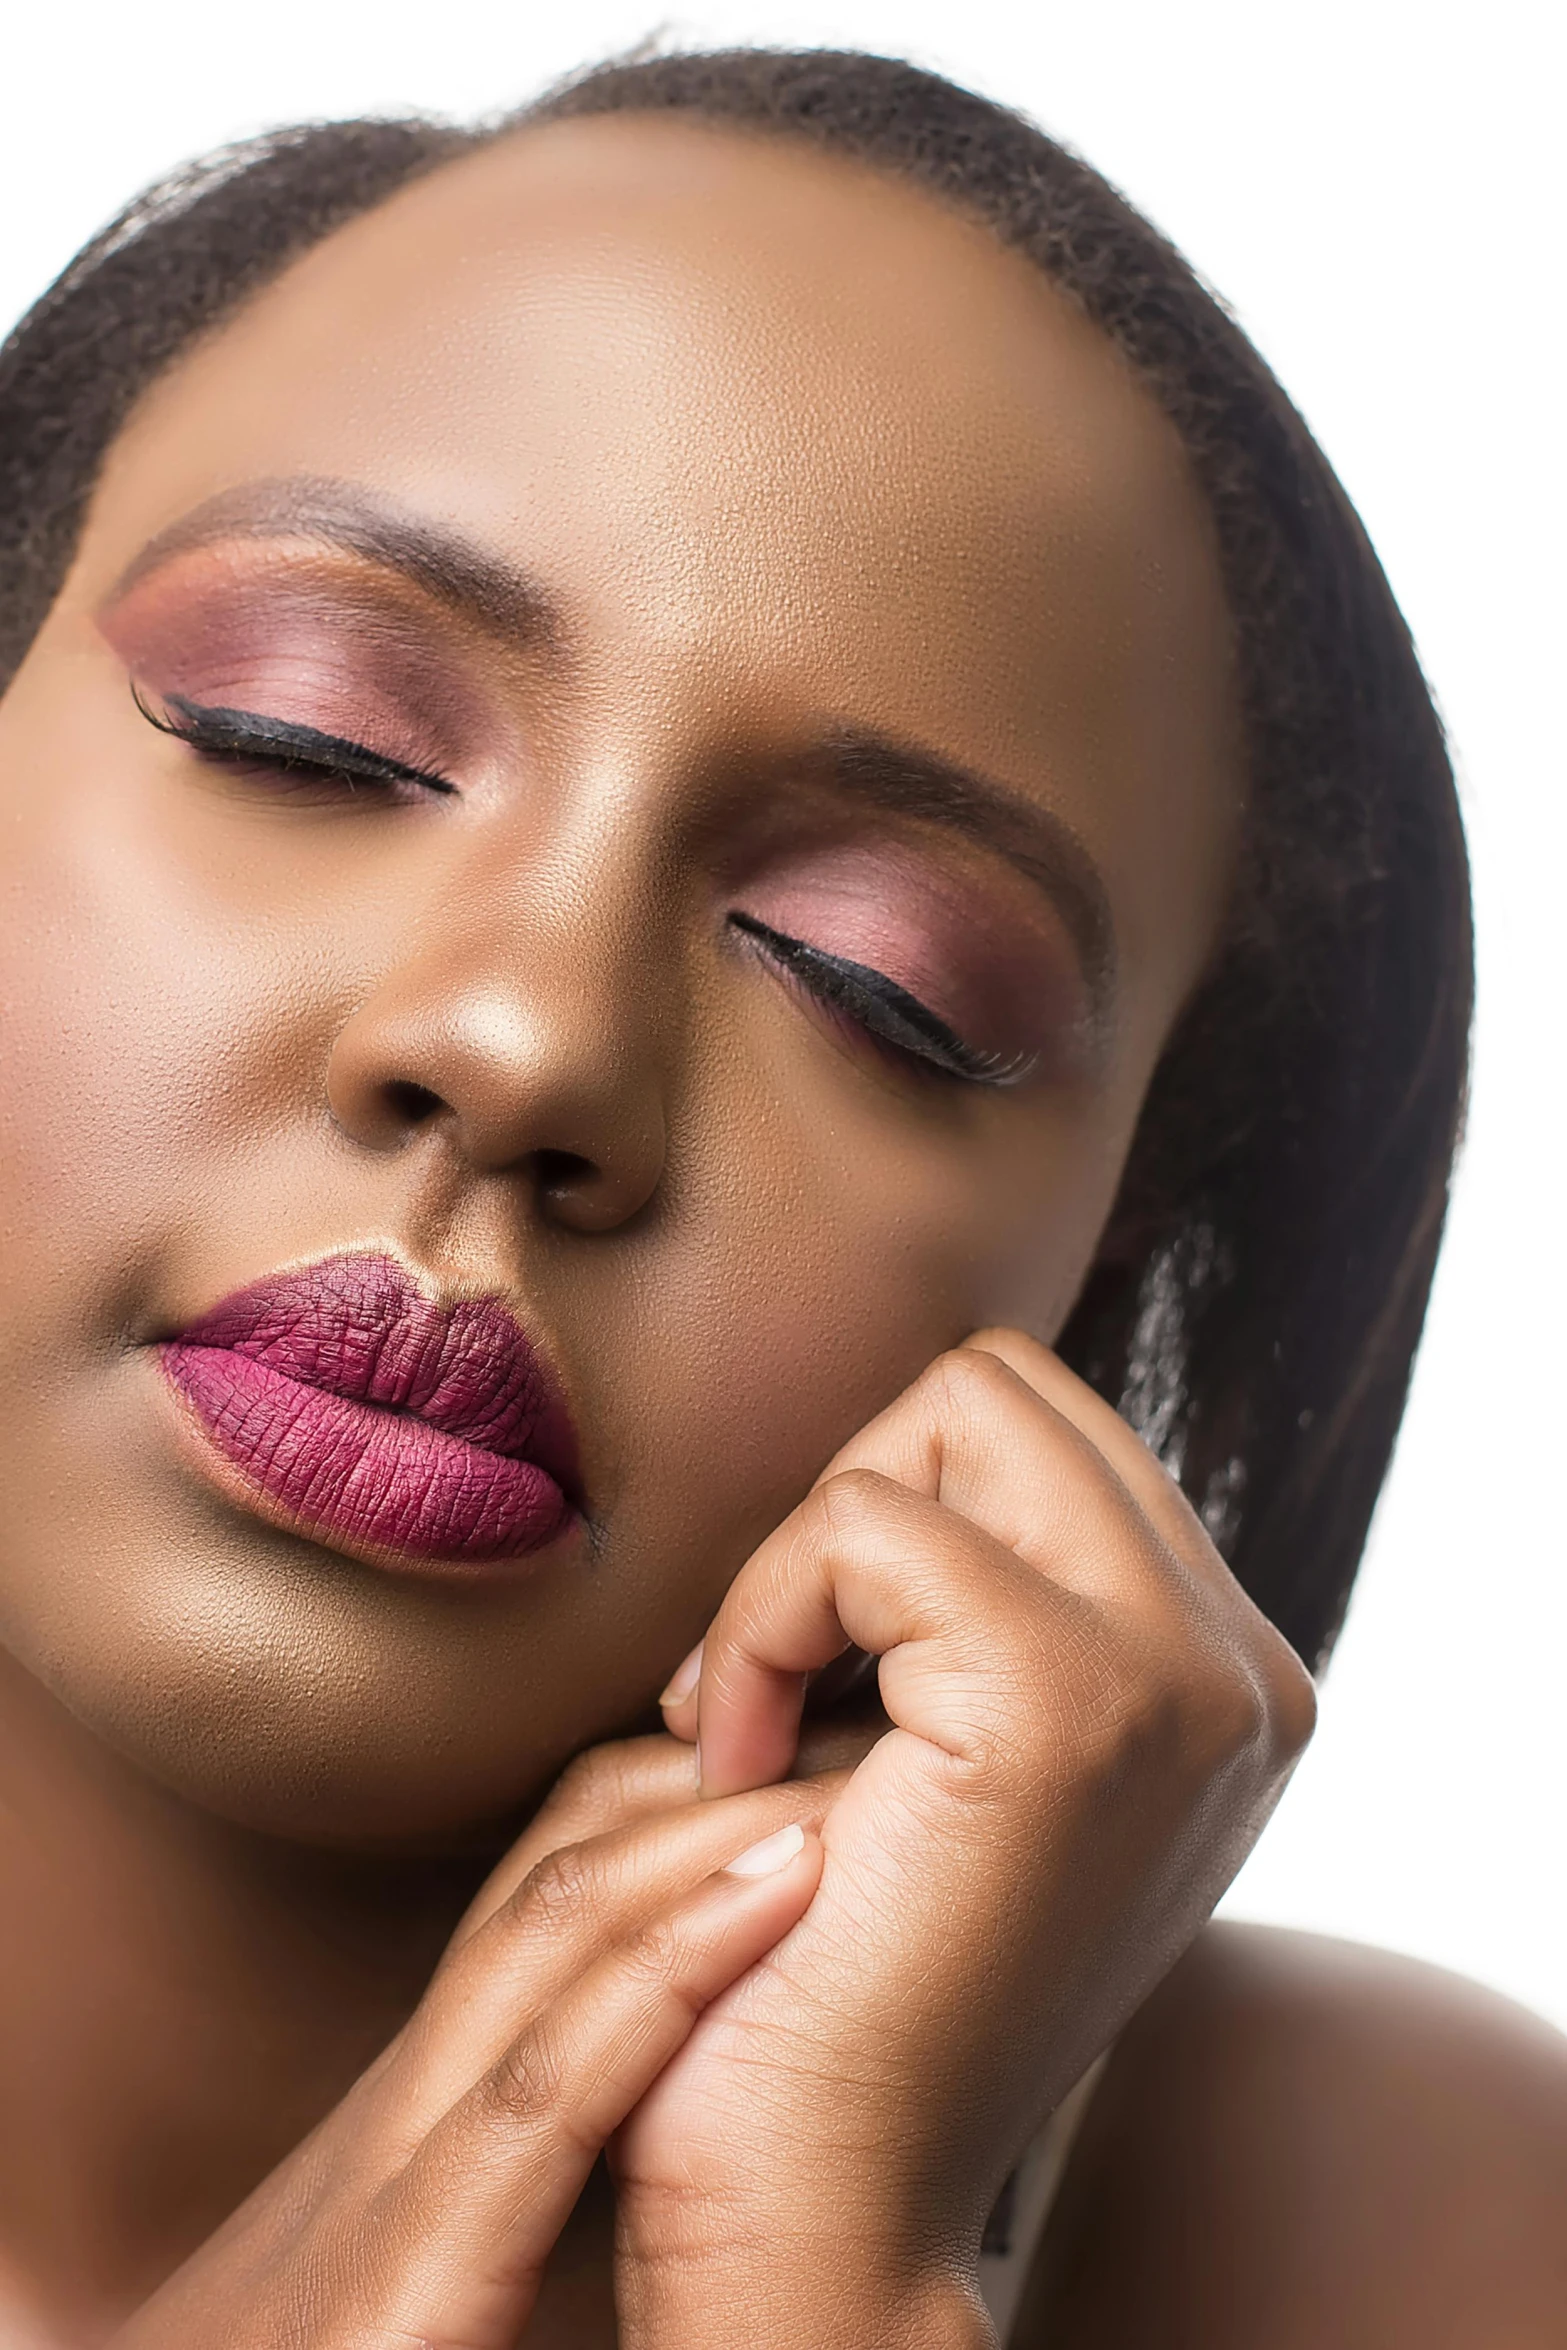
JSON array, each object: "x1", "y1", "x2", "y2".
[{"x1": 160, "y1": 1253, "x2": 579, "y2": 1572}]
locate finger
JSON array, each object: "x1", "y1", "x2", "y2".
[
  {"x1": 370, "y1": 1827, "x2": 822, "y2": 2345},
  {"x1": 958, "y1": 1327, "x2": 1222, "y2": 1570},
  {"x1": 383, "y1": 1779, "x2": 838, "y2": 2147},
  {"x1": 689, "y1": 1451, "x2": 1310, "y2": 1839},
  {"x1": 819, "y1": 1340, "x2": 1202, "y2": 1596},
  {"x1": 687, "y1": 1469, "x2": 1064, "y2": 1797},
  {"x1": 461, "y1": 1705, "x2": 880, "y2": 1940},
  {"x1": 955, "y1": 1335, "x2": 1315, "y2": 1708},
  {"x1": 684, "y1": 1333, "x2": 1312, "y2": 1795},
  {"x1": 658, "y1": 1349, "x2": 1191, "y2": 1761},
  {"x1": 449, "y1": 1735, "x2": 706, "y2": 1953}
]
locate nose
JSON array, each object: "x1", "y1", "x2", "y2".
[{"x1": 324, "y1": 897, "x2": 668, "y2": 1237}]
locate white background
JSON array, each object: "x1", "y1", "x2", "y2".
[{"x1": 5, "y1": 1, "x2": 1561, "y2": 2028}]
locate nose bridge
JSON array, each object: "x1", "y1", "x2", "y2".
[
  {"x1": 440, "y1": 816, "x2": 666, "y2": 1078},
  {"x1": 324, "y1": 805, "x2": 674, "y2": 1223}
]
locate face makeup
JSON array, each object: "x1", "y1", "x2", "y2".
[
  {"x1": 160, "y1": 1253, "x2": 580, "y2": 1572},
  {"x1": 728, "y1": 833, "x2": 1103, "y2": 1091},
  {"x1": 0, "y1": 112, "x2": 1237, "y2": 1839},
  {"x1": 97, "y1": 539, "x2": 508, "y2": 793}
]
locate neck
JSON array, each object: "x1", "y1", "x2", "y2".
[{"x1": 0, "y1": 1647, "x2": 482, "y2": 2339}]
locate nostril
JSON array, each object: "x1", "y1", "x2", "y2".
[
  {"x1": 534, "y1": 1147, "x2": 597, "y2": 1195},
  {"x1": 383, "y1": 1079, "x2": 445, "y2": 1128}
]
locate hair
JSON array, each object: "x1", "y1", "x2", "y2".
[{"x1": 0, "y1": 46, "x2": 1471, "y2": 1667}]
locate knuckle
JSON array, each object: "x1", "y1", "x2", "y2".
[
  {"x1": 967, "y1": 1323, "x2": 1046, "y2": 1372},
  {"x1": 1153, "y1": 1623, "x2": 1273, "y2": 1767},
  {"x1": 1197, "y1": 1663, "x2": 1273, "y2": 1767},
  {"x1": 1189, "y1": 1608, "x2": 1318, "y2": 1776},
  {"x1": 542, "y1": 1739, "x2": 640, "y2": 1835},
  {"x1": 1073, "y1": 1633, "x2": 1262, "y2": 1788},
  {"x1": 1262, "y1": 1635, "x2": 1319, "y2": 1757},
  {"x1": 623, "y1": 1910, "x2": 691, "y2": 1999},
  {"x1": 613, "y1": 2176, "x2": 754, "y2": 2280},
  {"x1": 812, "y1": 1465, "x2": 897, "y2": 1542},
  {"x1": 523, "y1": 1752, "x2": 604, "y2": 1852},
  {"x1": 926, "y1": 1343, "x2": 1016, "y2": 1425},
  {"x1": 490, "y1": 2013, "x2": 566, "y2": 2122},
  {"x1": 551, "y1": 1744, "x2": 614, "y2": 1812},
  {"x1": 1109, "y1": 1662, "x2": 1201, "y2": 1774},
  {"x1": 962, "y1": 1586, "x2": 1311, "y2": 1820},
  {"x1": 513, "y1": 1836, "x2": 603, "y2": 1931},
  {"x1": 947, "y1": 1701, "x2": 1042, "y2": 1805}
]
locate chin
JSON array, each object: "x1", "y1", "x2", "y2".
[{"x1": 3, "y1": 1515, "x2": 603, "y2": 1852}]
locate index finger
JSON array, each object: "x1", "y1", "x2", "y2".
[{"x1": 820, "y1": 1327, "x2": 1219, "y2": 1582}]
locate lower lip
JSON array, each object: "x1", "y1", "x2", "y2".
[{"x1": 160, "y1": 1343, "x2": 574, "y2": 1571}]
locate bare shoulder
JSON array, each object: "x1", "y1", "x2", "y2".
[{"x1": 1014, "y1": 1921, "x2": 1567, "y2": 2349}]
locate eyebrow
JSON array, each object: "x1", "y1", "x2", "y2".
[
  {"x1": 802, "y1": 729, "x2": 1117, "y2": 1023},
  {"x1": 107, "y1": 476, "x2": 564, "y2": 650},
  {"x1": 113, "y1": 476, "x2": 1117, "y2": 1019}
]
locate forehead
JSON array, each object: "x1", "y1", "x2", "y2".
[
  {"x1": 87, "y1": 114, "x2": 1239, "y2": 1016},
  {"x1": 110, "y1": 114, "x2": 1209, "y2": 625}
]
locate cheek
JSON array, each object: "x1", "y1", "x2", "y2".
[
  {"x1": 594, "y1": 1064, "x2": 1125, "y2": 1603},
  {"x1": 0, "y1": 646, "x2": 342, "y2": 1345}
]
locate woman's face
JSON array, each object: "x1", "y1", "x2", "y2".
[{"x1": 0, "y1": 117, "x2": 1238, "y2": 1842}]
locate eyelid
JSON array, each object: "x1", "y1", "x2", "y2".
[
  {"x1": 728, "y1": 911, "x2": 1036, "y2": 1088},
  {"x1": 131, "y1": 683, "x2": 458, "y2": 795}
]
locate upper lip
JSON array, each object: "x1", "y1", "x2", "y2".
[{"x1": 166, "y1": 1251, "x2": 580, "y2": 1493}]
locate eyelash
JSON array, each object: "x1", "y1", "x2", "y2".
[
  {"x1": 133, "y1": 688, "x2": 1024, "y2": 1091},
  {"x1": 727, "y1": 912, "x2": 1031, "y2": 1089},
  {"x1": 132, "y1": 686, "x2": 457, "y2": 799}
]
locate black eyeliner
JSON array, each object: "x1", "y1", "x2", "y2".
[
  {"x1": 728, "y1": 911, "x2": 1031, "y2": 1087},
  {"x1": 132, "y1": 685, "x2": 457, "y2": 795}
]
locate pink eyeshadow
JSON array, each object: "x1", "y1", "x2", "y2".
[
  {"x1": 98, "y1": 554, "x2": 493, "y2": 778},
  {"x1": 734, "y1": 840, "x2": 1089, "y2": 1074}
]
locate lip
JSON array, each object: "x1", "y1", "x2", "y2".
[{"x1": 159, "y1": 1253, "x2": 581, "y2": 1575}]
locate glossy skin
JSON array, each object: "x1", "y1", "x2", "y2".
[
  {"x1": 0, "y1": 113, "x2": 1560, "y2": 2347},
  {"x1": 0, "y1": 116, "x2": 1233, "y2": 1844}
]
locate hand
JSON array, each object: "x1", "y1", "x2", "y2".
[
  {"x1": 110, "y1": 1745, "x2": 825, "y2": 2350},
  {"x1": 620, "y1": 1331, "x2": 1316, "y2": 2349}
]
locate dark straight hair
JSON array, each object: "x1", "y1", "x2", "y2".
[{"x1": 0, "y1": 47, "x2": 1472, "y2": 1667}]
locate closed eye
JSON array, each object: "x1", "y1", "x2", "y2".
[
  {"x1": 728, "y1": 911, "x2": 1034, "y2": 1088},
  {"x1": 132, "y1": 685, "x2": 457, "y2": 799}
]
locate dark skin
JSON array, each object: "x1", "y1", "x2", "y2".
[{"x1": 0, "y1": 113, "x2": 1560, "y2": 2347}]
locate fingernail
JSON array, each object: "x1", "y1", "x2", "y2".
[
  {"x1": 724, "y1": 1822, "x2": 805, "y2": 1878},
  {"x1": 659, "y1": 1641, "x2": 703, "y2": 1709}
]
